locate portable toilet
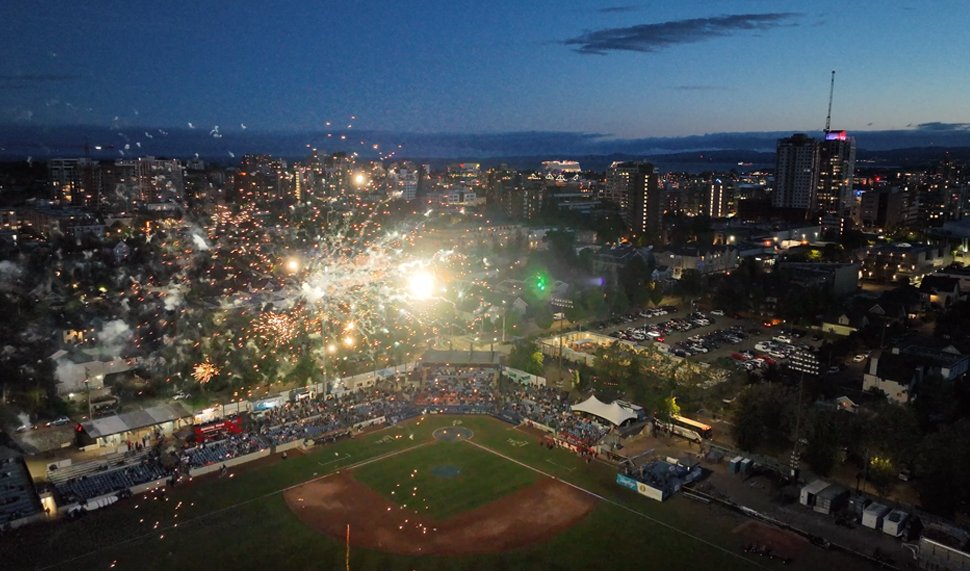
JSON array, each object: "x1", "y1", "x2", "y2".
[
  {"x1": 728, "y1": 456, "x2": 744, "y2": 474},
  {"x1": 814, "y1": 484, "x2": 850, "y2": 515},
  {"x1": 862, "y1": 503, "x2": 891, "y2": 530},
  {"x1": 882, "y1": 510, "x2": 909, "y2": 537},
  {"x1": 800, "y1": 480, "x2": 831, "y2": 507}
]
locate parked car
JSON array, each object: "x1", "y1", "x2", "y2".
[
  {"x1": 173, "y1": 391, "x2": 191, "y2": 400},
  {"x1": 827, "y1": 366, "x2": 841, "y2": 375},
  {"x1": 852, "y1": 354, "x2": 867, "y2": 363},
  {"x1": 772, "y1": 335, "x2": 792, "y2": 344},
  {"x1": 710, "y1": 309, "x2": 724, "y2": 316}
]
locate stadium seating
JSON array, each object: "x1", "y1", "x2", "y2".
[{"x1": 0, "y1": 458, "x2": 40, "y2": 525}]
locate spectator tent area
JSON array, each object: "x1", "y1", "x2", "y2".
[
  {"x1": 77, "y1": 403, "x2": 193, "y2": 448},
  {"x1": 570, "y1": 395, "x2": 638, "y2": 427}
]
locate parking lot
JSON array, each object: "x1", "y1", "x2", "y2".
[{"x1": 589, "y1": 306, "x2": 824, "y2": 373}]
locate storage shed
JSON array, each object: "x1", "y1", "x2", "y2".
[
  {"x1": 862, "y1": 503, "x2": 891, "y2": 529},
  {"x1": 814, "y1": 484, "x2": 850, "y2": 515},
  {"x1": 800, "y1": 480, "x2": 831, "y2": 507}
]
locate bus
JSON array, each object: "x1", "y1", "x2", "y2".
[{"x1": 655, "y1": 414, "x2": 713, "y2": 442}]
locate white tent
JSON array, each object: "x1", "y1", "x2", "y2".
[{"x1": 570, "y1": 395, "x2": 638, "y2": 426}]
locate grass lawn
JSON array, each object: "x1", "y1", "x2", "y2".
[
  {"x1": 1, "y1": 415, "x2": 869, "y2": 571},
  {"x1": 352, "y1": 439, "x2": 537, "y2": 519}
]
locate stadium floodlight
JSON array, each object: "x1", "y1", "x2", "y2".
[{"x1": 408, "y1": 272, "x2": 435, "y2": 300}]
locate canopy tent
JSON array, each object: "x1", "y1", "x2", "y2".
[{"x1": 570, "y1": 395, "x2": 638, "y2": 427}]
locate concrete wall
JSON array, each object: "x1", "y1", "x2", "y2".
[
  {"x1": 187, "y1": 448, "x2": 271, "y2": 478},
  {"x1": 274, "y1": 439, "x2": 304, "y2": 454},
  {"x1": 130, "y1": 478, "x2": 168, "y2": 495}
]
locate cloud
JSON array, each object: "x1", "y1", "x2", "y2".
[
  {"x1": 916, "y1": 122, "x2": 970, "y2": 131},
  {"x1": 598, "y1": 5, "x2": 642, "y2": 13},
  {"x1": 668, "y1": 85, "x2": 731, "y2": 91},
  {"x1": 0, "y1": 74, "x2": 82, "y2": 82},
  {"x1": 0, "y1": 74, "x2": 82, "y2": 90},
  {"x1": 562, "y1": 13, "x2": 801, "y2": 55}
]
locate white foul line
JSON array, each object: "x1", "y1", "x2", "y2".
[{"x1": 464, "y1": 439, "x2": 771, "y2": 570}]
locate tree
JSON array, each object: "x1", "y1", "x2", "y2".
[
  {"x1": 509, "y1": 340, "x2": 544, "y2": 376},
  {"x1": 534, "y1": 305, "x2": 554, "y2": 330},
  {"x1": 732, "y1": 384, "x2": 795, "y2": 452},
  {"x1": 802, "y1": 408, "x2": 840, "y2": 476}
]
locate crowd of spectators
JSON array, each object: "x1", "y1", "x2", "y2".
[
  {"x1": 178, "y1": 434, "x2": 271, "y2": 469},
  {"x1": 558, "y1": 415, "x2": 611, "y2": 446},
  {"x1": 414, "y1": 366, "x2": 499, "y2": 407},
  {"x1": 500, "y1": 385, "x2": 570, "y2": 428}
]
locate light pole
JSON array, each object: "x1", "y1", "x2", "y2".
[{"x1": 501, "y1": 301, "x2": 507, "y2": 343}]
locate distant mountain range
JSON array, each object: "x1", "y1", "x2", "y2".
[{"x1": 2, "y1": 123, "x2": 969, "y2": 172}]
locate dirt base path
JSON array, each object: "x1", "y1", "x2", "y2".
[{"x1": 284, "y1": 472, "x2": 596, "y2": 556}]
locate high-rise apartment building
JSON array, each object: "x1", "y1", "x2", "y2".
[
  {"x1": 705, "y1": 179, "x2": 729, "y2": 218},
  {"x1": 773, "y1": 134, "x2": 820, "y2": 215},
  {"x1": 48, "y1": 158, "x2": 100, "y2": 208},
  {"x1": 817, "y1": 130, "x2": 857, "y2": 217},
  {"x1": 625, "y1": 162, "x2": 661, "y2": 239}
]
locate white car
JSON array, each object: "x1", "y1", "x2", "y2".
[
  {"x1": 173, "y1": 391, "x2": 191, "y2": 400},
  {"x1": 852, "y1": 354, "x2": 867, "y2": 363},
  {"x1": 647, "y1": 330, "x2": 662, "y2": 337},
  {"x1": 772, "y1": 335, "x2": 792, "y2": 344},
  {"x1": 768, "y1": 351, "x2": 786, "y2": 359},
  {"x1": 710, "y1": 310, "x2": 725, "y2": 316},
  {"x1": 755, "y1": 342, "x2": 773, "y2": 352}
]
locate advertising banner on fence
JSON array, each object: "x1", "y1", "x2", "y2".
[{"x1": 617, "y1": 474, "x2": 639, "y2": 491}]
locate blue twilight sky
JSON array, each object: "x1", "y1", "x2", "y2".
[{"x1": 2, "y1": 0, "x2": 970, "y2": 155}]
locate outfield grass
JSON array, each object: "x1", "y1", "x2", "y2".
[
  {"x1": 352, "y1": 440, "x2": 537, "y2": 520},
  {"x1": 2, "y1": 415, "x2": 868, "y2": 571}
]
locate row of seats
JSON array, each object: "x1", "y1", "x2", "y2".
[
  {"x1": 55, "y1": 461, "x2": 168, "y2": 504},
  {"x1": 0, "y1": 459, "x2": 40, "y2": 524}
]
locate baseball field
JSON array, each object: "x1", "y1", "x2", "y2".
[{"x1": 2, "y1": 415, "x2": 867, "y2": 570}]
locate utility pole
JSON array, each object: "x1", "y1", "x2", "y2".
[{"x1": 789, "y1": 370, "x2": 806, "y2": 480}]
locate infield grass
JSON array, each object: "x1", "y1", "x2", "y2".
[
  {"x1": 3, "y1": 415, "x2": 869, "y2": 571},
  {"x1": 352, "y1": 439, "x2": 537, "y2": 519}
]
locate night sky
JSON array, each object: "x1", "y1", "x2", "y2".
[{"x1": 2, "y1": 1, "x2": 969, "y2": 156}]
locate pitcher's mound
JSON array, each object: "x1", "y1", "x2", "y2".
[{"x1": 284, "y1": 473, "x2": 596, "y2": 556}]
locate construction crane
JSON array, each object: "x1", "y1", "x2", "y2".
[{"x1": 824, "y1": 69, "x2": 836, "y2": 133}]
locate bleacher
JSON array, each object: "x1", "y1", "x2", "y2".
[
  {"x1": 55, "y1": 461, "x2": 168, "y2": 504},
  {"x1": 48, "y1": 449, "x2": 152, "y2": 486},
  {"x1": 261, "y1": 418, "x2": 344, "y2": 445},
  {"x1": 0, "y1": 458, "x2": 40, "y2": 525},
  {"x1": 180, "y1": 435, "x2": 271, "y2": 468}
]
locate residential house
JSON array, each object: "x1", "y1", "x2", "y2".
[
  {"x1": 863, "y1": 344, "x2": 969, "y2": 403},
  {"x1": 653, "y1": 244, "x2": 739, "y2": 278},
  {"x1": 919, "y1": 275, "x2": 964, "y2": 307}
]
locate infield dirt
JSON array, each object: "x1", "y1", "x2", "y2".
[{"x1": 284, "y1": 470, "x2": 597, "y2": 556}]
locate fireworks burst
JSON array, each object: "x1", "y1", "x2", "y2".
[
  {"x1": 252, "y1": 312, "x2": 299, "y2": 346},
  {"x1": 193, "y1": 359, "x2": 219, "y2": 384}
]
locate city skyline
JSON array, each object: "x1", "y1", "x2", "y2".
[{"x1": 3, "y1": 1, "x2": 970, "y2": 158}]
